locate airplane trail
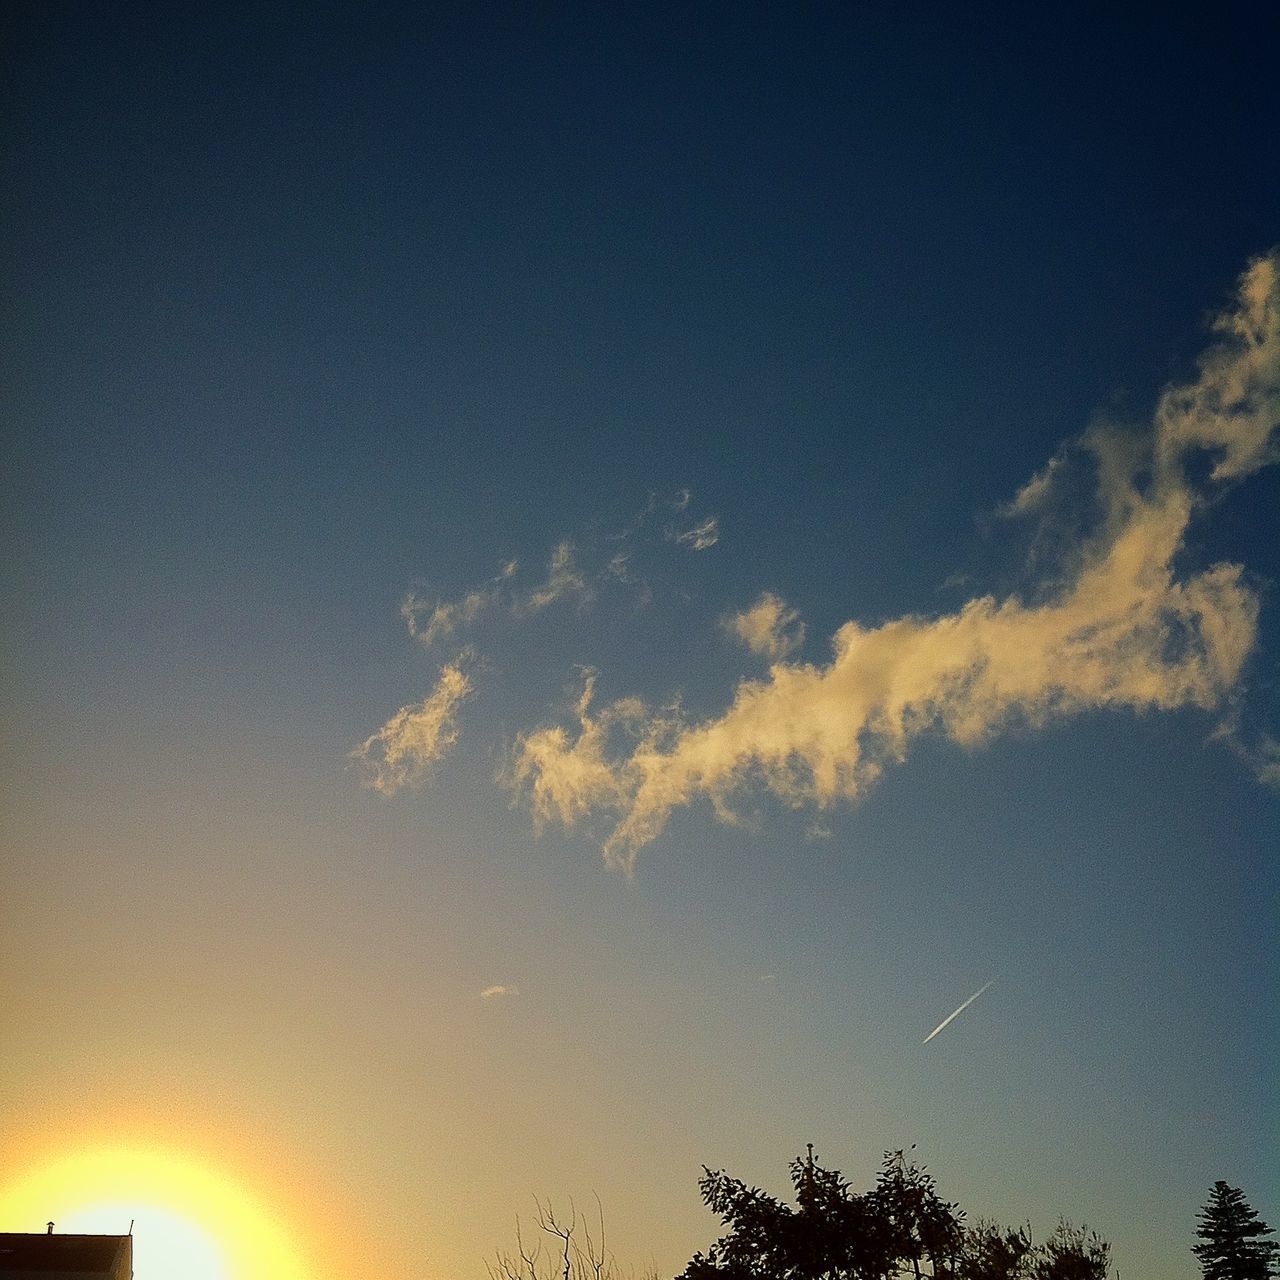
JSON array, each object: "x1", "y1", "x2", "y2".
[{"x1": 922, "y1": 980, "x2": 994, "y2": 1044}]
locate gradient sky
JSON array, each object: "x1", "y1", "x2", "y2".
[{"x1": 3, "y1": 4, "x2": 1278, "y2": 1279}]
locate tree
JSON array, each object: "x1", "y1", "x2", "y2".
[
  {"x1": 954, "y1": 1217, "x2": 1109, "y2": 1280},
  {"x1": 488, "y1": 1197, "x2": 656, "y2": 1280},
  {"x1": 1193, "y1": 1183, "x2": 1280, "y2": 1280},
  {"x1": 678, "y1": 1147, "x2": 884, "y2": 1280},
  {"x1": 676, "y1": 1146, "x2": 963, "y2": 1280},
  {"x1": 1029, "y1": 1222, "x2": 1110, "y2": 1280},
  {"x1": 871, "y1": 1150, "x2": 966, "y2": 1280},
  {"x1": 674, "y1": 1146, "x2": 1116, "y2": 1280},
  {"x1": 957, "y1": 1220, "x2": 1033, "y2": 1280}
]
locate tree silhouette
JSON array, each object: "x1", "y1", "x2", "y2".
[
  {"x1": 1029, "y1": 1222, "x2": 1110, "y2": 1280},
  {"x1": 871, "y1": 1150, "x2": 966, "y2": 1280},
  {"x1": 488, "y1": 1197, "x2": 657, "y2": 1280},
  {"x1": 678, "y1": 1146, "x2": 887, "y2": 1280},
  {"x1": 676, "y1": 1147, "x2": 963, "y2": 1280},
  {"x1": 957, "y1": 1221, "x2": 1032, "y2": 1280},
  {"x1": 675, "y1": 1148, "x2": 1113, "y2": 1280},
  {"x1": 1193, "y1": 1183, "x2": 1280, "y2": 1280}
]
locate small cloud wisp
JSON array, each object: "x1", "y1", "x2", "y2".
[
  {"x1": 403, "y1": 540, "x2": 592, "y2": 650},
  {"x1": 521, "y1": 540, "x2": 590, "y2": 614},
  {"x1": 398, "y1": 491, "x2": 719, "y2": 654},
  {"x1": 670, "y1": 516, "x2": 720, "y2": 551},
  {"x1": 403, "y1": 561, "x2": 517, "y2": 647}
]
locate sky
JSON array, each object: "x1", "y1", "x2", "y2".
[{"x1": 2, "y1": 3, "x2": 1278, "y2": 1278}]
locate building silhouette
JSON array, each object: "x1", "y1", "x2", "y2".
[{"x1": 0, "y1": 1228, "x2": 132, "y2": 1279}]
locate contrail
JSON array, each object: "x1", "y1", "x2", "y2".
[{"x1": 922, "y1": 980, "x2": 994, "y2": 1044}]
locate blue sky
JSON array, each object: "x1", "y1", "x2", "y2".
[{"x1": 3, "y1": 4, "x2": 1278, "y2": 1278}]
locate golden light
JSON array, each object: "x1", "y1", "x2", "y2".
[{"x1": 0, "y1": 1147, "x2": 307, "y2": 1280}]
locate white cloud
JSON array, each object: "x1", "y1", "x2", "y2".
[
  {"x1": 351, "y1": 657, "x2": 473, "y2": 795},
  {"x1": 728, "y1": 592, "x2": 806, "y2": 660},
  {"x1": 480, "y1": 984, "x2": 519, "y2": 1000},
  {"x1": 512, "y1": 253, "x2": 1280, "y2": 873}
]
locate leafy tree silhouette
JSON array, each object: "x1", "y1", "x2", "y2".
[
  {"x1": 677, "y1": 1146, "x2": 963, "y2": 1280},
  {"x1": 1029, "y1": 1222, "x2": 1109, "y2": 1280},
  {"x1": 874, "y1": 1149, "x2": 966, "y2": 1280},
  {"x1": 957, "y1": 1221, "x2": 1033, "y2": 1280},
  {"x1": 1193, "y1": 1183, "x2": 1280, "y2": 1280},
  {"x1": 675, "y1": 1147, "x2": 1112, "y2": 1280}
]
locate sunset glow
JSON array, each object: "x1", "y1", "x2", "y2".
[{"x1": 0, "y1": 1149, "x2": 305, "y2": 1280}]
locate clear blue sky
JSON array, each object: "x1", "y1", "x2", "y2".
[{"x1": 3, "y1": 4, "x2": 1277, "y2": 1278}]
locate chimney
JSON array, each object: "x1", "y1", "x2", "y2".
[{"x1": 47, "y1": 1223, "x2": 54, "y2": 1235}]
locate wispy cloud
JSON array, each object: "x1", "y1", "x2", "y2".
[
  {"x1": 1257, "y1": 738, "x2": 1280, "y2": 787},
  {"x1": 727, "y1": 592, "x2": 806, "y2": 660},
  {"x1": 511, "y1": 253, "x2": 1280, "y2": 873},
  {"x1": 670, "y1": 515, "x2": 720, "y2": 550},
  {"x1": 402, "y1": 541, "x2": 589, "y2": 650},
  {"x1": 1210, "y1": 714, "x2": 1280, "y2": 789},
  {"x1": 999, "y1": 455, "x2": 1062, "y2": 517},
  {"x1": 397, "y1": 491, "x2": 719, "y2": 653},
  {"x1": 351, "y1": 657, "x2": 474, "y2": 795},
  {"x1": 480, "y1": 984, "x2": 518, "y2": 1000},
  {"x1": 358, "y1": 491, "x2": 723, "y2": 801},
  {"x1": 923, "y1": 980, "x2": 994, "y2": 1044},
  {"x1": 521, "y1": 540, "x2": 590, "y2": 613},
  {"x1": 403, "y1": 562, "x2": 517, "y2": 647}
]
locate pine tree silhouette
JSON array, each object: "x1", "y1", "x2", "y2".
[{"x1": 1193, "y1": 1183, "x2": 1280, "y2": 1280}]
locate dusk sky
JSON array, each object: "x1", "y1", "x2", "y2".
[{"x1": 2, "y1": 4, "x2": 1277, "y2": 1279}]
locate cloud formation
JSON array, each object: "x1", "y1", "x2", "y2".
[
  {"x1": 480, "y1": 984, "x2": 518, "y2": 1000},
  {"x1": 351, "y1": 657, "x2": 473, "y2": 795},
  {"x1": 728, "y1": 592, "x2": 806, "y2": 660},
  {"x1": 512, "y1": 254, "x2": 1280, "y2": 873},
  {"x1": 356, "y1": 490, "x2": 725, "y2": 799}
]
